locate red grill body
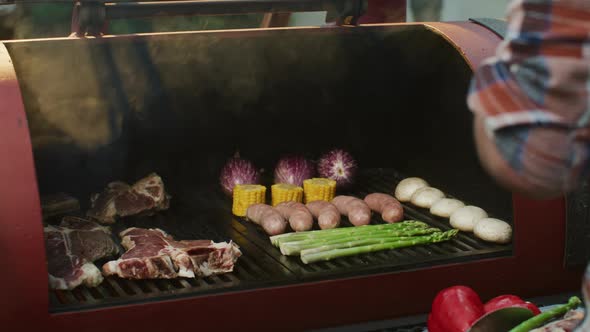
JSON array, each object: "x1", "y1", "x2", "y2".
[{"x1": 0, "y1": 22, "x2": 584, "y2": 332}]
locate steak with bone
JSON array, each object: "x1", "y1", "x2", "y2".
[
  {"x1": 45, "y1": 217, "x2": 119, "y2": 290},
  {"x1": 102, "y1": 228, "x2": 241, "y2": 279},
  {"x1": 87, "y1": 173, "x2": 171, "y2": 224}
]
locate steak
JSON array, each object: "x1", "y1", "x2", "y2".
[
  {"x1": 102, "y1": 228, "x2": 241, "y2": 279},
  {"x1": 87, "y1": 173, "x2": 171, "y2": 224},
  {"x1": 45, "y1": 217, "x2": 119, "y2": 290}
]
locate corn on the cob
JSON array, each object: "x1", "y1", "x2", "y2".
[
  {"x1": 303, "y1": 178, "x2": 337, "y2": 203},
  {"x1": 232, "y1": 184, "x2": 266, "y2": 217},
  {"x1": 271, "y1": 183, "x2": 303, "y2": 206}
]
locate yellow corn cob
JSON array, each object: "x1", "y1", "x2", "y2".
[
  {"x1": 232, "y1": 184, "x2": 266, "y2": 217},
  {"x1": 303, "y1": 178, "x2": 337, "y2": 203},
  {"x1": 271, "y1": 183, "x2": 304, "y2": 206}
]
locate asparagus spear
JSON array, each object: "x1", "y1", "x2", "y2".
[
  {"x1": 300, "y1": 229, "x2": 459, "y2": 264},
  {"x1": 298, "y1": 236, "x2": 431, "y2": 256},
  {"x1": 270, "y1": 220, "x2": 428, "y2": 243},
  {"x1": 281, "y1": 226, "x2": 440, "y2": 247},
  {"x1": 275, "y1": 225, "x2": 433, "y2": 248},
  {"x1": 280, "y1": 228, "x2": 441, "y2": 256},
  {"x1": 270, "y1": 221, "x2": 429, "y2": 246},
  {"x1": 509, "y1": 296, "x2": 582, "y2": 332},
  {"x1": 283, "y1": 236, "x2": 413, "y2": 256}
]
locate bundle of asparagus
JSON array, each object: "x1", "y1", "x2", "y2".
[{"x1": 270, "y1": 221, "x2": 458, "y2": 264}]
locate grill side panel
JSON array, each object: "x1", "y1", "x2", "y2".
[{"x1": 0, "y1": 42, "x2": 48, "y2": 328}]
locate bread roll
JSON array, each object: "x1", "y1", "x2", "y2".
[
  {"x1": 410, "y1": 187, "x2": 444, "y2": 208},
  {"x1": 449, "y1": 206, "x2": 488, "y2": 232},
  {"x1": 395, "y1": 177, "x2": 429, "y2": 202},
  {"x1": 430, "y1": 198, "x2": 465, "y2": 218},
  {"x1": 473, "y1": 218, "x2": 512, "y2": 244}
]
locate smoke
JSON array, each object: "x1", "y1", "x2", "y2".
[{"x1": 7, "y1": 40, "x2": 124, "y2": 150}]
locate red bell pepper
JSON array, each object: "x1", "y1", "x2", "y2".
[
  {"x1": 484, "y1": 295, "x2": 541, "y2": 315},
  {"x1": 512, "y1": 302, "x2": 542, "y2": 315},
  {"x1": 428, "y1": 286, "x2": 485, "y2": 332},
  {"x1": 484, "y1": 295, "x2": 526, "y2": 312},
  {"x1": 428, "y1": 287, "x2": 542, "y2": 332}
]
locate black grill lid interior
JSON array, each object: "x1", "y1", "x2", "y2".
[{"x1": 4, "y1": 24, "x2": 513, "y2": 312}]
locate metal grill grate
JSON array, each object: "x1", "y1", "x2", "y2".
[
  {"x1": 49, "y1": 168, "x2": 512, "y2": 313},
  {"x1": 49, "y1": 206, "x2": 295, "y2": 313},
  {"x1": 232, "y1": 168, "x2": 512, "y2": 280}
]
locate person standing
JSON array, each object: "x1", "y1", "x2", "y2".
[
  {"x1": 468, "y1": 0, "x2": 590, "y2": 199},
  {"x1": 468, "y1": 0, "x2": 590, "y2": 329}
]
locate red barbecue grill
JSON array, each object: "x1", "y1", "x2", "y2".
[{"x1": 0, "y1": 1, "x2": 587, "y2": 331}]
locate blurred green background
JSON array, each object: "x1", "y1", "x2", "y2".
[
  {"x1": 0, "y1": 2, "x2": 266, "y2": 39},
  {"x1": 0, "y1": 0, "x2": 510, "y2": 40}
]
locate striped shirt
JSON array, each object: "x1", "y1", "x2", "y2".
[{"x1": 467, "y1": 0, "x2": 590, "y2": 193}]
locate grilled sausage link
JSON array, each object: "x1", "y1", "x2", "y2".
[
  {"x1": 306, "y1": 200, "x2": 341, "y2": 230},
  {"x1": 246, "y1": 204, "x2": 288, "y2": 235},
  {"x1": 331, "y1": 195, "x2": 371, "y2": 226},
  {"x1": 275, "y1": 201, "x2": 314, "y2": 232},
  {"x1": 364, "y1": 193, "x2": 404, "y2": 223}
]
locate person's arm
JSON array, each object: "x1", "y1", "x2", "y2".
[
  {"x1": 473, "y1": 114, "x2": 588, "y2": 199},
  {"x1": 468, "y1": 0, "x2": 590, "y2": 199}
]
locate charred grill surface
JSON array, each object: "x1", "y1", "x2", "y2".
[
  {"x1": 49, "y1": 168, "x2": 511, "y2": 313},
  {"x1": 49, "y1": 205, "x2": 293, "y2": 313},
  {"x1": 232, "y1": 169, "x2": 511, "y2": 280}
]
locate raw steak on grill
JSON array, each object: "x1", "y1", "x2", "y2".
[
  {"x1": 102, "y1": 228, "x2": 241, "y2": 279},
  {"x1": 87, "y1": 173, "x2": 171, "y2": 224},
  {"x1": 45, "y1": 216, "x2": 119, "y2": 290}
]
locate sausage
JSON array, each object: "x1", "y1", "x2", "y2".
[
  {"x1": 364, "y1": 193, "x2": 404, "y2": 223},
  {"x1": 246, "y1": 204, "x2": 288, "y2": 236},
  {"x1": 275, "y1": 201, "x2": 314, "y2": 232},
  {"x1": 331, "y1": 195, "x2": 371, "y2": 226},
  {"x1": 306, "y1": 200, "x2": 341, "y2": 230}
]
